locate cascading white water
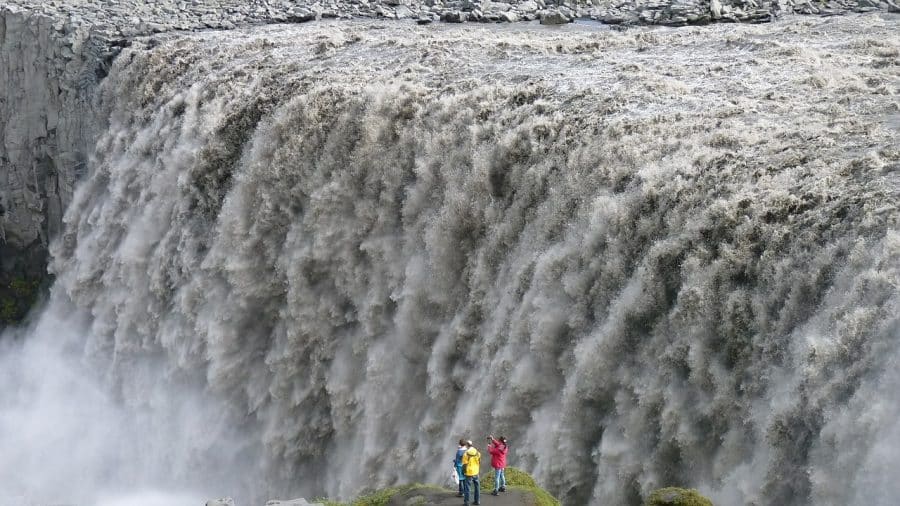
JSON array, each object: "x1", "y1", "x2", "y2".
[{"x1": 1, "y1": 16, "x2": 898, "y2": 506}]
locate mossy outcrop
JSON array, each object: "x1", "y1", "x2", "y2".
[
  {"x1": 0, "y1": 276, "x2": 37, "y2": 323},
  {"x1": 482, "y1": 466, "x2": 537, "y2": 489},
  {"x1": 482, "y1": 466, "x2": 560, "y2": 506},
  {"x1": 0, "y1": 263, "x2": 45, "y2": 326},
  {"x1": 647, "y1": 487, "x2": 713, "y2": 506},
  {"x1": 317, "y1": 484, "x2": 445, "y2": 506},
  {"x1": 317, "y1": 468, "x2": 560, "y2": 506}
]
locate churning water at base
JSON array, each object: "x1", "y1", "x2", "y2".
[
  {"x1": 0, "y1": 303, "x2": 261, "y2": 505},
  {"x1": 2, "y1": 15, "x2": 899, "y2": 506}
]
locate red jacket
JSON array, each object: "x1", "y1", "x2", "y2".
[{"x1": 488, "y1": 441, "x2": 508, "y2": 469}]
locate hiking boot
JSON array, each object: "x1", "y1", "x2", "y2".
[
  {"x1": 491, "y1": 491, "x2": 499, "y2": 496},
  {"x1": 499, "y1": 487, "x2": 506, "y2": 492}
]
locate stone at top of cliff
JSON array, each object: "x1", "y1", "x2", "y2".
[{"x1": 2, "y1": 0, "x2": 897, "y2": 38}]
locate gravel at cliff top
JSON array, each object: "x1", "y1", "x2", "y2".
[{"x1": 3, "y1": 0, "x2": 898, "y2": 37}]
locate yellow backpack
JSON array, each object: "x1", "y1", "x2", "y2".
[{"x1": 463, "y1": 448, "x2": 481, "y2": 476}]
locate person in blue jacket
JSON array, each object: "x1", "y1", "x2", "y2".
[{"x1": 453, "y1": 438, "x2": 467, "y2": 497}]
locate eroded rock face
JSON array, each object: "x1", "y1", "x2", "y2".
[
  {"x1": 0, "y1": 6, "x2": 93, "y2": 252},
  {"x1": 0, "y1": 1, "x2": 289, "y2": 259},
  {"x1": 0, "y1": 5, "x2": 109, "y2": 319}
]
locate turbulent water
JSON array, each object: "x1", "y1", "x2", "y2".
[{"x1": 1, "y1": 15, "x2": 899, "y2": 506}]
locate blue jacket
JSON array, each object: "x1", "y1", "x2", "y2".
[{"x1": 454, "y1": 447, "x2": 466, "y2": 470}]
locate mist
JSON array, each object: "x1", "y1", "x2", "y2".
[{"x1": 0, "y1": 297, "x2": 262, "y2": 506}]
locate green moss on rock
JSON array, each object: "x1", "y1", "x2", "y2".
[
  {"x1": 318, "y1": 467, "x2": 561, "y2": 506},
  {"x1": 0, "y1": 275, "x2": 41, "y2": 324},
  {"x1": 482, "y1": 466, "x2": 560, "y2": 506},
  {"x1": 0, "y1": 298, "x2": 17, "y2": 323},
  {"x1": 647, "y1": 487, "x2": 713, "y2": 506},
  {"x1": 0, "y1": 241, "x2": 48, "y2": 327},
  {"x1": 354, "y1": 484, "x2": 446, "y2": 506},
  {"x1": 317, "y1": 484, "x2": 447, "y2": 506},
  {"x1": 483, "y1": 466, "x2": 538, "y2": 489}
]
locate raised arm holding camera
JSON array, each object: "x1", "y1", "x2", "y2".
[{"x1": 487, "y1": 435, "x2": 509, "y2": 495}]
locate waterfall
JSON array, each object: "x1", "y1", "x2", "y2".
[{"x1": 1, "y1": 17, "x2": 898, "y2": 506}]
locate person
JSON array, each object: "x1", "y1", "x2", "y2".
[
  {"x1": 487, "y1": 435, "x2": 509, "y2": 495},
  {"x1": 453, "y1": 438, "x2": 467, "y2": 497},
  {"x1": 461, "y1": 440, "x2": 481, "y2": 506}
]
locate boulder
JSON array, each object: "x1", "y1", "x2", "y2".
[
  {"x1": 539, "y1": 8, "x2": 571, "y2": 23},
  {"x1": 266, "y1": 499, "x2": 319, "y2": 506},
  {"x1": 287, "y1": 9, "x2": 317, "y2": 22},
  {"x1": 441, "y1": 9, "x2": 467, "y2": 20},
  {"x1": 460, "y1": 0, "x2": 479, "y2": 11},
  {"x1": 206, "y1": 499, "x2": 235, "y2": 506},
  {"x1": 646, "y1": 487, "x2": 713, "y2": 506}
]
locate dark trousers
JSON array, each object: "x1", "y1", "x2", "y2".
[{"x1": 463, "y1": 475, "x2": 480, "y2": 505}]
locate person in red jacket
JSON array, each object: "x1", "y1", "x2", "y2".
[{"x1": 487, "y1": 435, "x2": 509, "y2": 495}]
